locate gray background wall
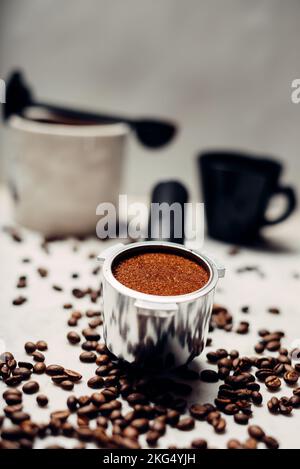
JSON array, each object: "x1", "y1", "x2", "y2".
[{"x1": 0, "y1": 0, "x2": 300, "y2": 198}]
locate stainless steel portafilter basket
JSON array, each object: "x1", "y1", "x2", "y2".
[{"x1": 98, "y1": 241, "x2": 225, "y2": 368}]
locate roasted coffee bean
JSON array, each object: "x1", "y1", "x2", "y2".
[
  {"x1": 255, "y1": 343, "x2": 265, "y2": 354},
  {"x1": 127, "y1": 393, "x2": 148, "y2": 406},
  {"x1": 18, "y1": 361, "x2": 33, "y2": 370},
  {"x1": 99, "y1": 400, "x2": 122, "y2": 415},
  {"x1": 53, "y1": 284, "x2": 63, "y2": 292},
  {"x1": 266, "y1": 341, "x2": 281, "y2": 352},
  {"x1": 81, "y1": 341, "x2": 98, "y2": 351},
  {"x1": 214, "y1": 417, "x2": 226, "y2": 433},
  {"x1": 200, "y1": 369, "x2": 219, "y2": 383},
  {"x1": 191, "y1": 438, "x2": 208, "y2": 449},
  {"x1": 67, "y1": 331, "x2": 81, "y2": 345},
  {"x1": 251, "y1": 391, "x2": 263, "y2": 405},
  {"x1": 265, "y1": 375, "x2": 281, "y2": 391},
  {"x1": 64, "y1": 369, "x2": 82, "y2": 382},
  {"x1": 218, "y1": 367, "x2": 230, "y2": 379},
  {"x1": 60, "y1": 380, "x2": 74, "y2": 391},
  {"x1": 96, "y1": 343, "x2": 109, "y2": 354},
  {"x1": 96, "y1": 416, "x2": 108, "y2": 428},
  {"x1": 244, "y1": 438, "x2": 258, "y2": 449},
  {"x1": 36, "y1": 394, "x2": 48, "y2": 407},
  {"x1": 279, "y1": 402, "x2": 293, "y2": 415},
  {"x1": 128, "y1": 418, "x2": 148, "y2": 433},
  {"x1": 223, "y1": 403, "x2": 239, "y2": 415},
  {"x1": 289, "y1": 395, "x2": 300, "y2": 408},
  {"x1": 234, "y1": 412, "x2": 249, "y2": 425},
  {"x1": 66, "y1": 395, "x2": 79, "y2": 412},
  {"x1": 4, "y1": 404, "x2": 23, "y2": 416},
  {"x1": 4, "y1": 393, "x2": 22, "y2": 405},
  {"x1": 283, "y1": 370, "x2": 299, "y2": 385},
  {"x1": 72, "y1": 288, "x2": 85, "y2": 299},
  {"x1": 24, "y1": 342, "x2": 36, "y2": 354},
  {"x1": 82, "y1": 328, "x2": 100, "y2": 341},
  {"x1": 263, "y1": 435, "x2": 279, "y2": 449},
  {"x1": 32, "y1": 351, "x2": 45, "y2": 362},
  {"x1": 36, "y1": 340, "x2": 48, "y2": 351},
  {"x1": 255, "y1": 369, "x2": 274, "y2": 381},
  {"x1": 63, "y1": 303, "x2": 73, "y2": 310},
  {"x1": 88, "y1": 376, "x2": 104, "y2": 389},
  {"x1": 51, "y1": 374, "x2": 69, "y2": 384},
  {"x1": 236, "y1": 321, "x2": 249, "y2": 334},
  {"x1": 77, "y1": 404, "x2": 99, "y2": 419},
  {"x1": 68, "y1": 317, "x2": 78, "y2": 327},
  {"x1": 12, "y1": 296, "x2": 27, "y2": 306},
  {"x1": 10, "y1": 411, "x2": 30, "y2": 424},
  {"x1": 248, "y1": 425, "x2": 265, "y2": 440},
  {"x1": 77, "y1": 427, "x2": 93, "y2": 441},
  {"x1": 267, "y1": 397, "x2": 279, "y2": 414},
  {"x1": 17, "y1": 276, "x2": 27, "y2": 288},
  {"x1": 227, "y1": 439, "x2": 243, "y2": 449},
  {"x1": 176, "y1": 416, "x2": 195, "y2": 431},
  {"x1": 22, "y1": 381, "x2": 39, "y2": 394},
  {"x1": 88, "y1": 318, "x2": 102, "y2": 328},
  {"x1": 12, "y1": 367, "x2": 32, "y2": 380},
  {"x1": 46, "y1": 364, "x2": 65, "y2": 376},
  {"x1": 146, "y1": 430, "x2": 160, "y2": 446},
  {"x1": 151, "y1": 419, "x2": 166, "y2": 435},
  {"x1": 95, "y1": 354, "x2": 111, "y2": 366},
  {"x1": 37, "y1": 267, "x2": 48, "y2": 278},
  {"x1": 268, "y1": 307, "x2": 280, "y2": 315},
  {"x1": 206, "y1": 351, "x2": 219, "y2": 363},
  {"x1": 79, "y1": 351, "x2": 96, "y2": 363},
  {"x1": 91, "y1": 392, "x2": 106, "y2": 406}
]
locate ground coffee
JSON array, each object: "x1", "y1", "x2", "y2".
[{"x1": 112, "y1": 251, "x2": 209, "y2": 296}]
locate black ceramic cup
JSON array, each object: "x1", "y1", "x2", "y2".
[{"x1": 198, "y1": 151, "x2": 297, "y2": 243}]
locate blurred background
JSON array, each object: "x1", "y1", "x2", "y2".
[{"x1": 1, "y1": 0, "x2": 300, "y2": 200}]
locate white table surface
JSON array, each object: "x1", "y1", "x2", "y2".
[{"x1": 0, "y1": 186, "x2": 299, "y2": 449}]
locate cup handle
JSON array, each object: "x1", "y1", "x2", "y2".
[{"x1": 262, "y1": 186, "x2": 297, "y2": 226}]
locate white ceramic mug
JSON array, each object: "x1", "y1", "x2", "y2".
[{"x1": 6, "y1": 113, "x2": 129, "y2": 236}]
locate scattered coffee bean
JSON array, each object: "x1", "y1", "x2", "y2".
[
  {"x1": 67, "y1": 332, "x2": 81, "y2": 345},
  {"x1": 79, "y1": 352, "x2": 97, "y2": 363},
  {"x1": 36, "y1": 340, "x2": 48, "y2": 351},
  {"x1": 24, "y1": 342, "x2": 36, "y2": 354},
  {"x1": 263, "y1": 435, "x2": 279, "y2": 449},
  {"x1": 22, "y1": 381, "x2": 39, "y2": 394},
  {"x1": 32, "y1": 351, "x2": 45, "y2": 362},
  {"x1": 176, "y1": 417, "x2": 195, "y2": 431},
  {"x1": 36, "y1": 394, "x2": 48, "y2": 407},
  {"x1": 283, "y1": 370, "x2": 299, "y2": 385},
  {"x1": 87, "y1": 376, "x2": 104, "y2": 389},
  {"x1": 33, "y1": 362, "x2": 46, "y2": 374},
  {"x1": 60, "y1": 380, "x2": 74, "y2": 391},
  {"x1": 200, "y1": 369, "x2": 219, "y2": 383},
  {"x1": 37, "y1": 268, "x2": 48, "y2": 278},
  {"x1": 248, "y1": 425, "x2": 265, "y2": 440},
  {"x1": 265, "y1": 375, "x2": 281, "y2": 391},
  {"x1": 46, "y1": 365, "x2": 65, "y2": 376},
  {"x1": 12, "y1": 296, "x2": 27, "y2": 306}
]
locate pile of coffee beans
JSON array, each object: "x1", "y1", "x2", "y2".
[{"x1": 1, "y1": 229, "x2": 299, "y2": 449}]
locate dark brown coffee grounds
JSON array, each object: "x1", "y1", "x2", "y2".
[{"x1": 112, "y1": 251, "x2": 209, "y2": 296}]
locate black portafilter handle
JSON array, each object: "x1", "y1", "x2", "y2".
[{"x1": 147, "y1": 181, "x2": 189, "y2": 244}]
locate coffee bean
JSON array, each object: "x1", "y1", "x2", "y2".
[
  {"x1": 33, "y1": 362, "x2": 46, "y2": 374},
  {"x1": 24, "y1": 342, "x2": 36, "y2": 354},
  {"x1": 256, "y1": 369, "x2": 274, "y2": 381},
  {"x1": 64, "y1": 369, "x2": 82, "y2": 382},
  {"x1": 32, "y1": 351, "x2": 45, "y2": 362},
  {"x1": 206, "y1": 352, "x2": 219, "y2": 363},
  {"x1": 176, "y1": 417, "x2": 195, "y2": 431},
  {"x1": 68, "y1": 317, "x2": 78, "y2": 327},
  {"x1": 10, "y1": 411, "x2": 30, "y2": 424},
  {"x1": 4, "y1": 393, "x2": 22, "y2": 405},
  {"x1": 67, "y1": 396, "x2": 79, "y2": 411},
  {"x1": 77, "y1": 404, "x2": 99, "y2": 419},
  {"x1": 82, "y1": 328, "x2": 100, "y2": 341},
  {"x1": 53, "y1": 285, "x2": 63, "y2": 292},
  {"x1": 283, "y1": 370, "x2": 299, "y2": 385},
  {"x1": 51, "y1": 374, "x2": 69, "y2": 384},
  {"x1": 236, "y1": 321, "x2": 249, "y2": 334},
  {"x1": 251, "y1": 391, "x2": 263, "y2": 405},
  {"x1": 279, "y1": 403, "x2": 293, "y2": 415},
  {"x1": 200, "y1": 369, "x2": 219, "y2": 383},
  {"x1": 289, "y1": 395, "x2": 300, "y2": 408},
  {"x1": 234, "y1": 412, "x2": 249, "y2": 425},
  {"x1": 82, "y1": 341, "x2": 98, "y2": 351},
  {"x1": 191, "y1": 438, "x2": 207, "y2": 449},
  {"x1": 244, "y1": 438, "x2": 257, "y2": 449},
  {"x1": 36, "y1": 340, "x2": 48, "y2": 351},
  {"x1": 77, "y1": 427, "x2": 93, "y2": 441},
  {"x1": 60, "y1": 380, "x2": 74, "y2": 391},
  {"x1": 248, "y1": 425, "x2": 265, "y2": 440},
  {"x1": 88, "y1": 376, "x2": 104, "y2": 389},
  {"x1": 37, "y1": 268, "x2": 48, "y2": 278},
  {"x1": 88, "y1": 318, "x2": 102, "y2": 328},
  {"x1": 227, "y1": 439, "x2": 243, "y2": 449},
  {"x1": 146, "y1": 430, "x2": 160, "y2": 446},
  {"x1": 254, "y1": 343, "x2": 265, "y2": 354},
  {"x1": 79, "y1": 352, "x2": 96, "y2": 363},
  {"x1": 265, "y1": 375, "x2": 281, "y2": 391},
  {"x1": 95, "y1": 354, "x2": 111, "y2": 366},
  {"x1": 127, "y1": 393, "x2": 148, "y2": 405},
  {"x1": 22, "y1": 381, "x2": 39, "y2": 394},
  {"x1": 258, "y1": 329, "x2": 270, "y2": 337},
  {"x1": 214, "y1": 417, "x2": 226, "y2": 433},
  {"x1": 266, "y1": 341, "x2": 281, "y2": 352},
  {"x1": 13, "y1": 296, "x2": 27, "y2": 306},
  {"x1": 268, "y1": 307, "x2": 280, "y2": 315},
  {"x1": 263, "y1": 435, "x2": 279, "y2": 449},
  {"x1": 46, "y1": 364, "x2": 65, "y2": 376},
  {"x1": 36, "y1": 394, "x2": 48, "y2": 407},
  {"x1": 12, "y1": 367, "x2": 32, "y2": 381},
  {"x1": 67, "y1": 332, "x2": 81, "y2": 345}
]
